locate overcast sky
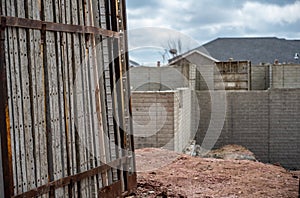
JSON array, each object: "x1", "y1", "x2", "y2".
[{"x1": 126, "y1": 0, "x2": 300, "y2": 65}]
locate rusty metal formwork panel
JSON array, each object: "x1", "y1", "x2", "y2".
[
  {"x1": 215, "y1": 60, "x2": 251, "y2": 90},
  {"x1": 0, "y1": 0, "x2": 136, "y2": 197}
]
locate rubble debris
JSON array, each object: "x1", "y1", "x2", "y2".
[
  {"x1": 184, "y1": 142, "x2": 256, "y2": 161},
  {"x1": 202, "y1": 144, "x2": 257, "y2": 161}
]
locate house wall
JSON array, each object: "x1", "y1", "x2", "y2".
[
  {"x1": 132, "y1": 89, "x2": 192, "y2": 152},
  {"x1": 195, "y1": 89, "x2": 300, "y2": 170},
  {"x1": 272, "y1": 64, "x2": 300, "y2": 88}
]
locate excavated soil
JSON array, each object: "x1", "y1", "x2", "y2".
[{"x1": 129, "y1": 147, "x2": 299, "y2": 198}]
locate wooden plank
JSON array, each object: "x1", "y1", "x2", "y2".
[
  {"x1": 6, "y1": 3, "x2": 19, "y2": 196},
  {"x1": 10, "y1": 21, "x2": 30, "y2": 194},
  {"x1": 3, "y1": 2, "x2": 18, "y2": 196},
  {"x1": 76, "y1": 0, "x2": 90, "y2": 195},
  {"x1": 29, "y1": 1, "x2": 48, "y2": 198},
  {"x1": 27, "y1": 1, "x2": 41, "y2": 196},
  {"x1": 90, "y1": 1, "x2": 112, "y2": 189},
  {"x1": 70, "y1": 0, "x2": 82, "y2": 195},
  {"x1": 92, "y1": 0, "x2": 112, "y2": 189},
  {"x1": 61, "y1": 30, "x2": 75, "y2": 197},
  {"x1": 0, "y1": 16, "x2": 14, "y2": 198},
  {"x1": 85, "y1": 1, "x2": 100, "y2": 196},
  {"x1": 1, "y1": 0, "x2": 6, "y2": 15},
  {"x1": 44, "y1": 0, "x2": 65, "y2": 196},
  {"x1": 80, "y1": 1, "x2": 94, "y2": 190},
  {"x1": 75, "y1": 34, "x2": 88, "y2": 197},
  {"x1": 5, "y1": 26, "x2": 17, "y2": 196},
  {"x1": 52, "y1": 0, "x2": 68, "y2": 196},
  {"x1": 60, "y1": 1, "x2": 74, "y2": 196},
  {"x1": 62, "y1": 4, "x2": 76, "y2": 197},
  {"x1": 80, "y1": 32, "x2": 91, "y2": 197},
  {"x1": 18, "y1": 0, "x2": 38, "y2": 192}
]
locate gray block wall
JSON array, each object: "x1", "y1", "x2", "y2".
[
  {"x1": 272, "y1": 64, "x2": 300, "y2": 88},
  {"x1": 129, "y1": 66, "x2": 188, "y2": 91},
  {"x1": 251, "y1": 65, "x2": 270, "y2": 90},
  {"x1": 132, "y1": 89, "x2": 192, "y2": 152},
  {"x1": 195, "y1": 89, "x2": 300, "y2": 170},
  {"x1": 132, "y1": 91, "x2": 175, "y2": 150},
  {"x1": 174, "y1": 88, "x2": 192, "y2": 152},
  {"x1": 269, "y1": 89, "x2": 300, "y2": 169}
]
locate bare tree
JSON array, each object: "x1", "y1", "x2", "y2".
[
  {"x1": 167, "y1": 37, "x2": 182, "y2": 57},
  {"x1": 161, "y1": 36, "x2": 188, "y2": 58},
  {"x1": 159, "y1": 36, "x2": 191, "y2": 65}
]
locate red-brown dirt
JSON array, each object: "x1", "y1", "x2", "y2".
[{"x1": 129, "y1": 147, "x2": 299, "y2": 198}]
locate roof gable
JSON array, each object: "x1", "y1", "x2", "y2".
[{"x1": 168, "y1": 49, "x2": 219, "y2": 65}]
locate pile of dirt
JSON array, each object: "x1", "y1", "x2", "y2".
[{"x1": 131, "y1": 147, "x2": 299, "y2": 198}]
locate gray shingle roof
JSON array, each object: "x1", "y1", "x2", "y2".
[{"x1": 198, "y1": 37, "x2": 300, "y2": 65}]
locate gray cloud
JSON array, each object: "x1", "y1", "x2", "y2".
[{"x1": 126, "y1": 0, "x2": 300, "y2": 64}]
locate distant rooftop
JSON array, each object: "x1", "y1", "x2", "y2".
[
  {"x1": 129, "y1": 60, "x2": 141, "y2": 67},
  {"x1": 198, "y1": 37, "x2": 300, "y2": 65}
]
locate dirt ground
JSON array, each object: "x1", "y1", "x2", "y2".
[{"x1": 129, "y1": 146, "x2": 299, "y2": 198}]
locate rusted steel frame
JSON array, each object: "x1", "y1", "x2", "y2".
[
  {"x1": 125, "y1": 173, "x2": 137, "y2": 195},
  {"x1": 98, "y1": 173, "x2": 137, "y2": 198},
  {"x1": 0, "y1": 16, "x2": 119, "y2": 37},
  {"x1": 120, "y1": 0, "x2": 136, "y2": 172},
  {"x1": 98, "y1": 180, "x2": 122, "y2": 198},
  {"x1": 0, "y1": 17, "x2": 14, "y2": 198},
  {"x1": 110, "y1": 0, "x2": 129, "y2": 190},
  {"x1": 104, "y1": 0, "x2": 123, "y2": 182},
  {"x1": 13, "y1": 156, "x2": 130, "y2": 198}
]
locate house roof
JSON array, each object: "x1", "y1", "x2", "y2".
[
  {"x1": 129, "y1": 59, "x2": 140, "y2": 67},
  {"x1": 168, "y1": 49, "x2": 219, "y2": 65},
  {"x1": 199, "y1": 37, "x2": 300, "y2": 65}
]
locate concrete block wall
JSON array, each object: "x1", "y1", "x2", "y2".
[
  {"x1": 132, "y1": 89, "x2": 192, "y2": 152},
  {"x1": 229, "y1": 91, "x2": 269, "y2": 162},
  {"x1": 251, "y1": 65, "x2": 270, "y2": 90},
  {"x1": 196, "y1": 65, "x2": 214, "y2": 90},
  {"x1": 195, "y1": 89, "x2": 300, "y2": 169},
  {"x1": 132, "y1": 91, "x2": 175, "y2": 150},
  {"x1": 129, "y1": 67, "x2": 188, "y2": 91},
  {"x1": 191, "y1": 91, "x2": 200, "y2": 140},
  {"x1": 272, "y1": 64, "x2": 300, "y2": 88},
  {"x1": 174, "y1": 88, "x2": 192, "y2": 152},
  {"x1": 269, "y1": 89, "x2": 300, "y2": 169}
]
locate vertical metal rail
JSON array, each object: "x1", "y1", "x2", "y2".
[
  {"x1": 41, "y1": 23, "x2": 55, "y2": 198},
  {"x1": 119, "y1": 0, "x2": 137, "y2": 192},
  {"x1": 110, "y1": 0, "x2": 129, "y2": 191},
  {"x1": 103, "y1": 0, "x2": 122, "y2": 183},
  {"x1": 119, "y1": 0, "x2": 137, "y2": 191},
  {"x1": 0, "y1": 17, "x2": 14, "y2": 198}
]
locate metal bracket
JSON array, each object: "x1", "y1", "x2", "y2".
[
  {"x1": 1, "y1": 17, "x2": 6, "y2": 30},
  {"x1": 41, "y1": 23, "x2": 46, "y2": 44}
]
